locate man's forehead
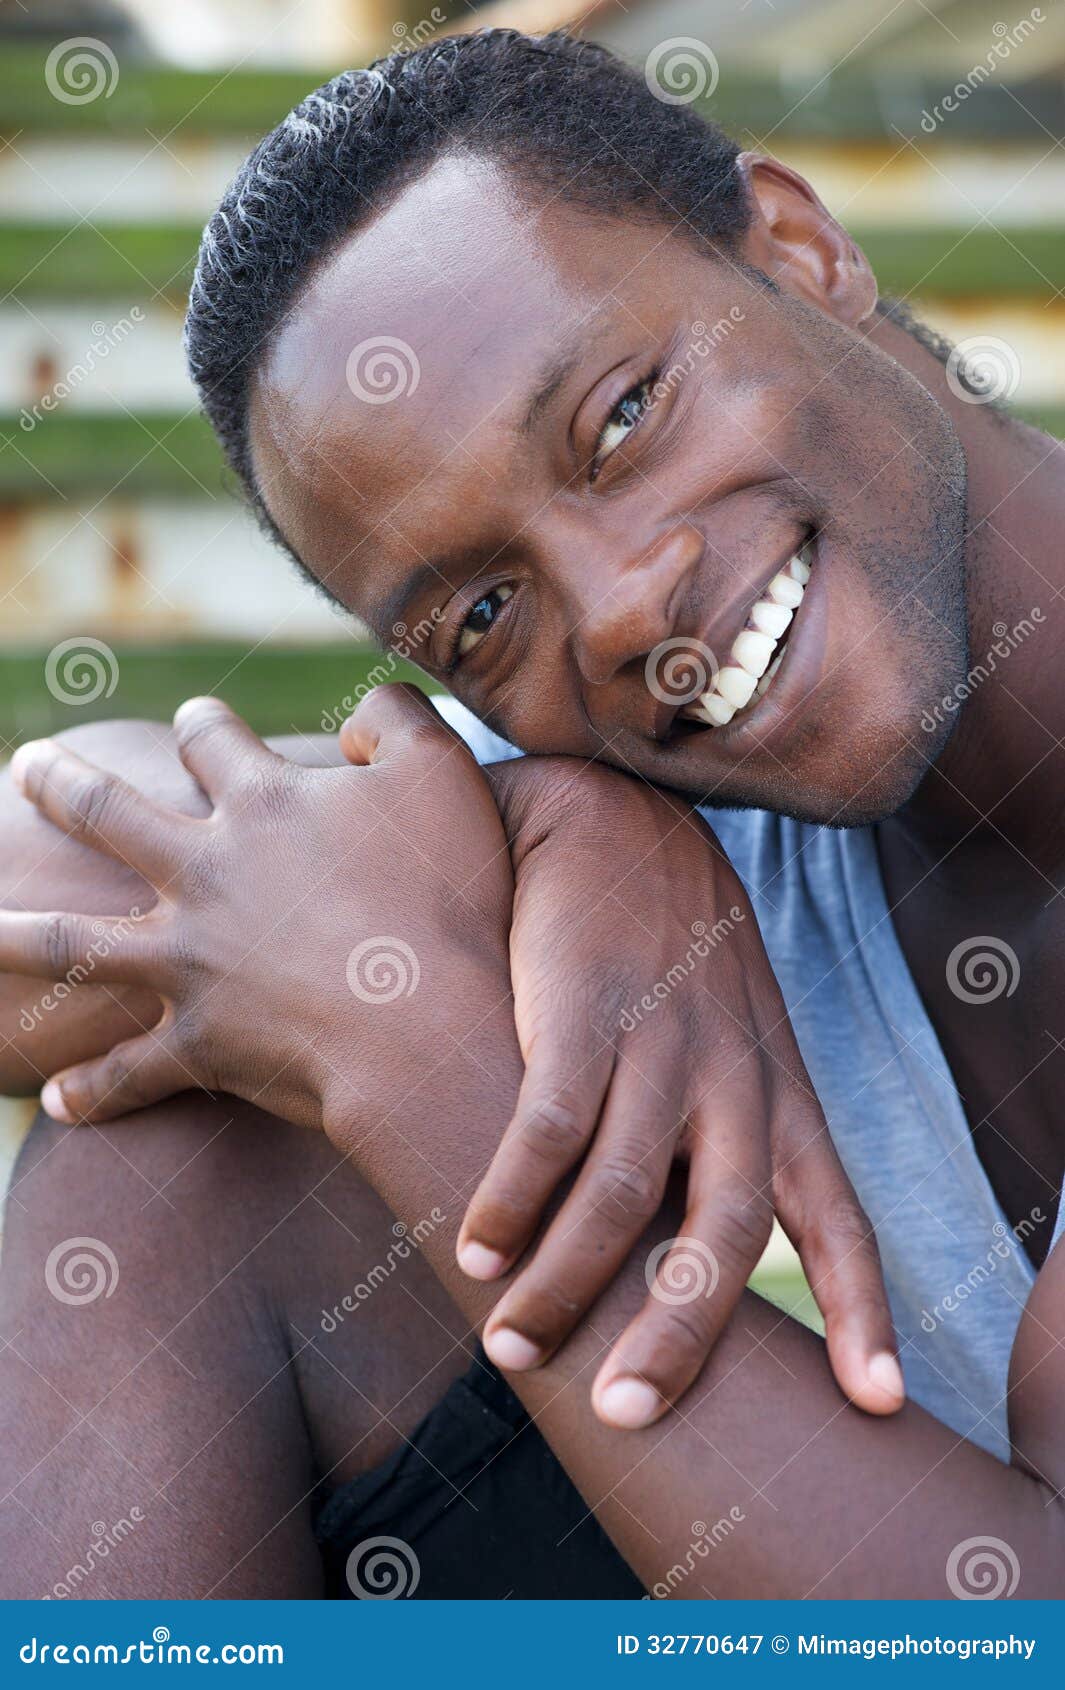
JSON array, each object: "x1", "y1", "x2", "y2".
[{"x1": 254, "y1": 156, "x2": 582, "y2": 447}]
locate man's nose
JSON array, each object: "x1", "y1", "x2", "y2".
[{"x1": 570, "y1": 524, "x2": 704, "y2": 687}]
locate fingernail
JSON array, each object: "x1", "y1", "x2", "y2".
[
  {"x1": 41, "y1": 1081, "x2": 74, "y2": 1124},
  {"x1": 457, "y1": 1241, "x2": 508, "y2": 1280},
  {"x1": 483, "y1": 1327, "x2": 541, "y2": 1371},
  {"x1": 867, "y1": 1351, "x2": 905, "y2": 1405},
  {"x1": 10, "y1": 740, "x2": 46, "y2": 792},
  {"x1": 597, "y1": 1377, "x2": 663, "y2": 1429}
]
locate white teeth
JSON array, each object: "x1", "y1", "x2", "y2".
[
  {"x1": 697, "y1": 691, "x2": 736, "y2": 726},
  {"x1": 715, "y1": 665, "x2": 758, "y2": 709},
  {"x1": 767, "y1": 571, "x2": 804, "y2": 609},
  {"x1": 678, "y1": 541, "x2": 814, "y2": 730},
  {"x1": 749, "y1": 599, "x2": 792, "y2": 639},
  {"x1": 731, "y1": 629, "x2": 776, "y2": 678},
  {"x1": 755, "y1": 649, "x2": 785, "y2": 697}
]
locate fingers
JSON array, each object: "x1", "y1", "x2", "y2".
[
  {"x1": 772, "y1": 1113, "x2": 904, "y2": 1416},
  {"x1": 10, "y1": 740, "x2": 185, "y2": 883},
  {"x1": 0, "y1": 908, "x2": 158, "y2": 986},
  {"x1": 482, "y1": 1065, "x2": 679, "y2": 1374},
  {"x1": 590, "y1": 1097, "x2": 773, "y2": 1429},
  {"x1": 456, "y1": 1040, "x2": 614, "y2": 1279},
  {"x1": 339, "y1": 683, "x2": 467, "y2": 769},
  {"x1": 40, "y1": 1022, "x2": 195, "y2": 1124},
  {"x1": 172, "y1": 697, "x2": 279, "y2": 804}
]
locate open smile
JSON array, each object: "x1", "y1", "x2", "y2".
[{"x1": 677, "y1": 537, "x2": 814, "y2": 731}]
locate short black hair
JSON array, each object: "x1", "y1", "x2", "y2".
[{"x1": 184, "y1": 28, "x2": 750, "y2": 562}]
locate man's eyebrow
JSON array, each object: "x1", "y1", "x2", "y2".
[
  {"x1": 519, "y1": 342, "x2": 583, "y2": 436},
  {"x1": 373, "y1": 561, "x2": 445, "y2": 643}
]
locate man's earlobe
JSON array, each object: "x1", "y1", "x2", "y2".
[{"x1": 734, "y1": 151, "x2": 878, "y2": 328}]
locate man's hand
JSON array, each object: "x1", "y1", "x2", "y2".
[
  {"x1": 0, "y1": 687, "x2": 514, "y2": 1148},
  {"x1": 452, "y1": 756, "x2": 903, "y2": 1427}
]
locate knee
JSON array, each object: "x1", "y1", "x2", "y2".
[{"x1": 1, "y1": 1096, "x2": 343, "y2": 1331}]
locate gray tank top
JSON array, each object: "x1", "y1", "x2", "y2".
[{"x1": 435, "y1": 697, "x2": 1064, "y2": 1461}]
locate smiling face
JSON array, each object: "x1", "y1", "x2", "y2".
[{"x1": 249, "y1": 153, "x2": 969, "y2": 825}]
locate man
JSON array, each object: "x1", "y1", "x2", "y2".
[{"x1": 0, "y1": 31, "x2": 1062, "y2": 1598}]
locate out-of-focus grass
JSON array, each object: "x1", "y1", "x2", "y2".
[{"x1": 0, "y1": 641, "x2": 442, "y2": 748}]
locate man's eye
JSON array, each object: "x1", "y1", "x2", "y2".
[
  {"x1": 457, "y1": 584, "x2": 514, "y2": 656},
  {"x1": 593, "y1": 378, "x2": 654, "y2": 477}
]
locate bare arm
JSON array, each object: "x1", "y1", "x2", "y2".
[
  {"x1": 0, "y1": 721, "x2": 345, "y2": 1096},
  {"x1": 4, "y1": 708, "x2": 1063, "y2": 1595}
]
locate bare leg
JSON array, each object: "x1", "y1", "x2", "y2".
[{"x1": 0, "y1": 1096, "x2": 470, "y2": 1599}]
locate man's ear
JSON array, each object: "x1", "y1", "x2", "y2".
[{"x1": 734, "y1": 152, "x2": 878, "y2": 328}]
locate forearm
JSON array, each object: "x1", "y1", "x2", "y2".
[
  {"x1": 334, "y1": 981, "x2": 1065, "y2": 1598},
  {"x1": 1, "y1": 723, "x2": 344, "y2": 1094}
]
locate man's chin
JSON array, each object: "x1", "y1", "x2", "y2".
[{"x1": 679, "y1": 705, "x2": 961, "y2": 830}]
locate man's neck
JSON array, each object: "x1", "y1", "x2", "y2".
[{"x1": 868, "y1": 311, "x2": 1065, "y2": 874}]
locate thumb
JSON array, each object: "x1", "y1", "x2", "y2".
[{"x1": 339, "y1": 683, "x2": 467, "y2": 768}]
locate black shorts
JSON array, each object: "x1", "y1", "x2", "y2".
[{"x1": 313, "y1": 1347, "x2": 644, "y2": 1600}]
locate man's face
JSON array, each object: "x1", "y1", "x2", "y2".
[{"x1": 250, "y1": 154, "x2": 968, "y2": 824}]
